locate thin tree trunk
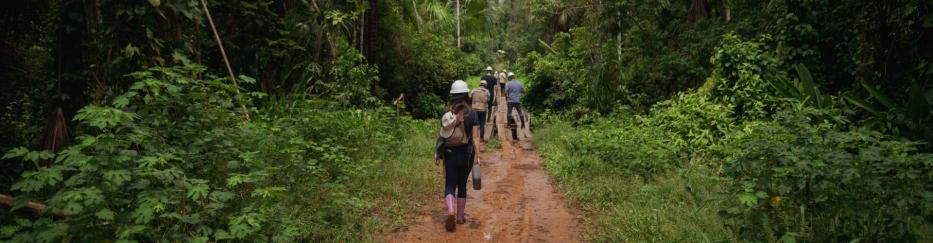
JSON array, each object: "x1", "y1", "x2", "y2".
[
  {"x1": 309, "y1": 0, "x2": 324, "y2": 63},
  {"x1": 687, "y1": 0, "x2": 708, "y2": 22},
  {"x1": 456, "y1": 0, "x2": 461, "y2": 49},
  {"x1": 725, "y1": 0, "x2": 732, "y2": 22},
  {"x1": 617, "y1": 10, "x2": 622, "y2": 63},
  {"x1": 201, "y1": 0, "x2": 249, "y2": 121},
  {"x1": 360, "y1": 10, "x2": 365, "y2": 54},
  {"x1": 55, "y1": 0, "x2": 85, "y2": 117},
  {"x1": 365, "y1": 0, "x2": 379, "y2": 61}
]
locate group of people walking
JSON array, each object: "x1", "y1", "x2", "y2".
[{"x1": 434, "y1": 66, "x2": 524, "y2": 232}]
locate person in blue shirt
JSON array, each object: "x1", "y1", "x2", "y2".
[{"x1": 504, "y1": 72, "x2": 525, "y2": 129}]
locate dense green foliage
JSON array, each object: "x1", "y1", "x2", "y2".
[
  {"x1": 717, "y1": 106, "x2": 932, "y2": 241},
  {"x1": 1, "y1": 66, "x2": 437, "y2": 241},
  {"x1": 514, "y1": 1, "x2": 932, "y2": 140},
  {"x1": 537, "y1": 120, "x2": 735, "y2": 242},
  {"x1": 0, "y1": 0, "x2": 496, "y2": 192},
  {"x1": 535, "y1": 33, "x2": 932, "y2": 241},
  {"x1": 3, "y1": 0, "x2": 932, "y2": 241}
]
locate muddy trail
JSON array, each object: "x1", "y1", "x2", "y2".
[{"x1": 385, "y1": 87, "x2": 582, "y2": 243}]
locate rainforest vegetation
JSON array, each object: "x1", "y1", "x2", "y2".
[{"x1": 1, "y1": 0, "x2": 931, "y2": 242}]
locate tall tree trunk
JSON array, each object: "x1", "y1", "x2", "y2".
[
  {"x1": 53, "y1": 0, "x2": 86, "y2": 129},
  {"x1": 365, "y1": 0, "x2": 379, "y2": 61},
  {"x1": 724, "y1": 0, "x2": 731, "y2": 22},
  {"x1": 617, "y1": 10, "x2": 622, "y2": 63},
  {"x1": 309, "y1": 1, "x2": 324, "y2": 63},
  {"x1": 687, "y1": 0, "x2": 708, "y2": 22},
  {"x1": 456, "y1": 0, "x2": 461, "y2": 49}
]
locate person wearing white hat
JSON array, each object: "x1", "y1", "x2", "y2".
[
  {"x1": 480, "y1": 66, "x2": 497, "y2": 118},
  {"x1": 505, "y1": 72, "x2": 526, "y2": 129},
  {"x1": 471, "y1": 80, "x2": 490, "y2": 141},
  {"x1": 497, "y1": 69, "x2": 508, "y2": 95},
  {"x1": 434, "y1": 80, "x2": 482, "y2": 232}
]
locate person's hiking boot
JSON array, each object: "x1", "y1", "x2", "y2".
[
  {"x1": 445, "y1": 194, "x2": 456, "y2": 232},
  {"x1": 456, "y1": 198, "x2": 467, "y2": 224}
]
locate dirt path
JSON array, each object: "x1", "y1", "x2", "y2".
[{"x1": 385, "y1": 85, "x2": 581, "y2": 243}]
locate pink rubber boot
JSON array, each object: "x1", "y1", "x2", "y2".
[
  {"x1": 456, "y1": 198, "x2": 467, "y2": 224},
  {"x1": 445, "y1": 194, "x2": 456, "y2": 232}
]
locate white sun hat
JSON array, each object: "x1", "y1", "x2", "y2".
[
  {"x1": 480, "y1": 80, "x2": 487, "y2": 86},
  {"x1": 485, "y1": 66, "x2": 493, "y2": 71},
  {"x1": 450, "y1": 80, "x2": 469, "y2": 94},
  {"x1": 507, "y1": 72, "x2": 515, "y2": 77},
  {"x1": 439, "y1": 112, "x2": 458, "y2": 138}
]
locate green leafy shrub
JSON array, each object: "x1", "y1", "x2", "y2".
[
  {"x1": 716, "y1": 105, "x2": 933, "y2": 242},
  {"x1": 704, "y1": 34, "x2": 787, "y2": 120},
  {"x1": 1, "y1": 65, "x2": 434, "y2": 242},
  {"x1": 562, "y1": 92, "x2": 731, "y2": 177},
  {"x1": 537, "y1": 121, "x2": 735, "y2": 242},
  {"x1": 316, "y1": 40, "x2": 380, "y2": 108}
]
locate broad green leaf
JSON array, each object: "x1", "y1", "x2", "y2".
[
  {"x1": 187, "y1": 183, "x2": 209, "y2": 200},
  {"x1": 62, "y1": 202, "x2": 84, "y2": 215},
  {"x1": 118, "y1": 225, "x2": 147, "y2": 240},
  {"x1": 147, "y1": 0, "x2": 160, "y2": 7},
  {"x1": 95, "y1": 208, "x2": 115, "y2": 220},
  {"x1": 2, "y1": 147, "x2": 29, "y2": 159},
  {"x1": 859, "y1": 80, "x2": 899, "y2": 111},
  {"x1": 843, "y1": 94, "x2": 881, "y2": 115},
  {"x1": 103, "y1": 170, "x2": 132, "y2": 186},
  {"x1": 739, "y1": 192, "x2": 758, "y2": 207},
  {"x1": 0, "y1": 225, "x2": 20, "y2": 238},
  {"x1": 238, "y1": 75, "x2": 256, "y2": 84},
  {"x1": 112, "y1": 95, "x2": 130, "y2": 109}
]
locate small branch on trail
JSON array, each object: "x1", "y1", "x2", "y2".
[
  {"x1": 393, "y1": 93, "x2": 405, "y2": 105},
  {"x1": 393, "y1": 93, "x2": 405, "y2": 114},
  {"x1": 200, "y1": 0, "x2": 250, "y2": 121}
]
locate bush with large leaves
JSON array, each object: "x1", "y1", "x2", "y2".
[
  {"x1": 716, "y1": 105, "x2": 933, "y2": 241},
  {"x1": 1, "y1": 65, "x2": 422, "y2": 242}
]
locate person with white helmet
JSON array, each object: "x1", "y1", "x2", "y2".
[
  {"x1": 480, "y1": 66, "x2": 497, "y2": 120},
  {"x1": 505, "y1": 72, "x2": 526, "y2": 129},
  {"x1": 471, "y1": 80, "x2": 490, "y2": 142},
  {"x1": 434, "y1": 80, "x2": 482, "y2": 232}
]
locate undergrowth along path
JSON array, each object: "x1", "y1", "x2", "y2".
[{"x1": 386, "y1": 87, "x2": 581, "y2": 243}]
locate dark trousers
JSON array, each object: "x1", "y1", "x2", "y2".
[
  {"x1": 443, "y1": 148, "x2": 473, "y2": 198},
  {"x1": 476, "y1": 111, "x2": 487, "y2": 140},
  {"x1": 507, "y1": 102, "x2": 525, "y2": 126}
]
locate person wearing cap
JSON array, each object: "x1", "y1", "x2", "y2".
[
  {"x1": 434, "y1": 80, "x2": 482, "y2": 232},
  {"x1": 471, "y1": 80, "x2": 490, "y2": 142},
  {"x1": 481, "y1": 66, "x2": 497, "y2": 120},
  {"x1": 505, "y1": 72, "x2": 526, "y2": 129}
]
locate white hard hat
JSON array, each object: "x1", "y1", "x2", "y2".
[
  {"x1": 450, "y1": 80, "x2": 469, "y2": 94},
  {"x1": 485, "y1": 66, "x2": 493, "y2": 71},
  {"x1": 507, "y1": 72, "x2": 515, "y2": 77}
]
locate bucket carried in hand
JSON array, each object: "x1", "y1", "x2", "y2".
[{"x1": 471, "y1": 165, "x2": 482, "y2": 190}]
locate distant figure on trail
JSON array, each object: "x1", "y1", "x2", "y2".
[
  {"x1": 471, "y1": 80, "x2": 490, "y2": 142},
  {"x1": 497, "y1": 69, "x2": 508, "y2": 96},
  {"x1": 481, "y1": 66, "x2": 497, "y2": 121},
  {"x1": 434, "y1": 80, "x2": 482, "y2": 232},
  {"x1": 505, "y1": 72, "x2": 526, "y2": 129}
]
